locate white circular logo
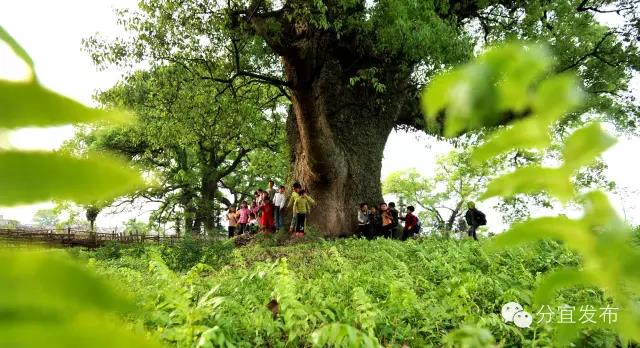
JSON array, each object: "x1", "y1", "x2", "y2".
[
  {"x1": 501, "y1": 302, "x2": 523, "y2": 322},
  {"x1": 513, "y1": 310, "x2": 533, "y2": 328}
]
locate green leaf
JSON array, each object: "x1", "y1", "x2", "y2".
[
  {"x1": 485, "y1": 44, "x2": 551, "y2": 113},
  {"x1": 532, "y1": 74, "x2": 583, "y2": 123},
  {"x1": 0, "y1": 151, "x2": 144, "y2": 206},
  {"x1": 1, "y1": 320, "x2": 164, "y2": 348},
  {"x1": 579, "y1": 191, "x2": 624, "y2": 229},
  {"x1": 0, "y1": 250, "x2": 129, "y2": 314},
  {"x1": 0, "y1": 25, "x2": 35, "y2": 76},
  {"x1": 472, "y1": 116, "x2": 551, "y2": 163},
  {"x1": 421, "y1": 70, "x2": 460, "y2": 119},
  {"x1": 533, "y1": 268, "x2": 591, "y2": 305},
  {"x1": 0, "y1": 250, "x2": 163, "y2": 348},
  {"x1": 422, "y1": 44, "x2": 558, "y2": 138},
  {"x1": 0, "y1": 80, "x2": 131, "y2": 129},
  {"x1": 485, "y1": 217, "x2": 594, "y2": 252},
  {"x1": 562, "y1": 123, "x2": 616, "y2": 172},
  {"x1": 480, "y1": 166, "x2": 574, "y2": 202}
]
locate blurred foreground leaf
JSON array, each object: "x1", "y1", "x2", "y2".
[
  {"x1": 0, "y1": 151, "x2": 143, "y2": 206},
  {"x1": 0, "y1": 250, "x2": 163, "y2": 348},
  {"x1": 563, "y1": 123, "x2": 617, "y2": 172},
  {"x1": 0, "y1": 80, "x2": 131, "y2": 129},
  {"x1": 472, "y1": 116, "x2": 550, "y2": 163},
  {"x1": 480, "y1": 166, "x2": 574, "y2": 202},
  {"x1": 0, "y1": 25, "x2": 35, "y2": 75}
]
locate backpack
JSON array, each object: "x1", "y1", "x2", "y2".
[
  {"x1": 476, "y1": 210, "x2": 487, "y2": 226},
  {"x1": 415, "y1": 217, "x2": 422, "y2": 234}
]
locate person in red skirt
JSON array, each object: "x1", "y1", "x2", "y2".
[{"x1": 259, "y1": 197, "x2": 275, "y2": 233}]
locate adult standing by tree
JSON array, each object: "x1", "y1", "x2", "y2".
[
  {"x1": 273, "y1": 185, "x2": 287, "y2": 230},
  {"x1": 388, "y1": 202, "x2": 400, "y2": 239},
  {"x1": 357, "y1": 203, "x2": 369, "y2": 238},
  {"x1": 266, "y1": 180, "x2": 277, "y2": 202},
  {"x1": 464, "y1": 202, "x2": 486, "y2": 241}
]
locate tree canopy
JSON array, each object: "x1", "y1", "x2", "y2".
[
  {"x1": 71, "y1": 64, "x2": 287, "y2": 233},
  {"x1": 82, "y1": 0, "x2": 640, "y2": 235}
]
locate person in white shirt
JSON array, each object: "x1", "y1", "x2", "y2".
[{"x1": 273, "y1": 185, "x2": 287, "y2": 230}]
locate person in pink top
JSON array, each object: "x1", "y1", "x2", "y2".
[
  {"x1": 237, "y1": 201, "x2": 251, "y2": 234},
  {"x1": 250, "y1": 200, "x2": 259, "y2": 216}
]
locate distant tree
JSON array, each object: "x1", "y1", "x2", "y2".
[
  {"x1": 384, "y1": 149, "x2": 496, "y2": 236},
  {"x1": 85, "y1": 204, "x2": 102, "y2": 232},
  {"x1": 122, "y1": 218, "x2": 150, "y2": 236},
  {"x1": 32, "y1": 209, "x2": 60, "y2": 228},
  {"x1": 69, "y1": 64, "x2": 287, "y2": 234}
]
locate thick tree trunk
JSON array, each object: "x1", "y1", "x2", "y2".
[
  {"x1": 284, "y1": 57, "x2": 406, "y2": 236},
  {"x1": 201, "y1": 176, "x2": 218, "y2": 233}
]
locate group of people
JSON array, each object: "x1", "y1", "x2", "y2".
[
  {"x1": 357, "y1": 202, "x2": 420, "y2": 241},
  {"x1": 225, "y1": 181, "x2": 314, "y2": 238},
  {"x1": 358, "y1": 201, "x2": 487, "y2": 241},
  {"x1": 226, "y1": 180, "x2": 487, "y2": 241}
]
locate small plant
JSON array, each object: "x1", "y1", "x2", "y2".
[{"x1": 94, "y1": 240, "x2": 122, "y2": 260}]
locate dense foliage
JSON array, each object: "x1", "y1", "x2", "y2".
[
  {"x1": 86, "y1": 237, "x2": 626, "y2": 347},
  {"x1": 424, "y1": 42, "x2": 640, "y2": 343},
  {"x1": 68, "y1": 64, "x2": 288, "y2": 234}
]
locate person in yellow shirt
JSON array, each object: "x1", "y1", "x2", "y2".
[
  {"x1": 293, "y1": 189, "x2": 315, "y2": 237},
  {"x1": 287, "y1": 182, "x2": 302, "y2": 233}
]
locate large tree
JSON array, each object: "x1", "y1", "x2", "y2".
[{"x1": 85, "y1": 0, "x2": 639, "y2": 235}]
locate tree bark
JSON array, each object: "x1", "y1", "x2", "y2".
[
  {"x1": 239, "y1": 12, "x2": 424, "y2": 237},
  {"x1": 284, "y1": 55, "x2": 409, "y2": 236}
]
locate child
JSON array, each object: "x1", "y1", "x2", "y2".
[
  {"x1": 248, "y1": 213, "x2": 259, "y2": 234},
  {"x1": 287, "y1": 182, "x2": 302, "y2": 233},
  {"x1": 388, "y1": 202, "x2": 400, "y2": 239},
  {"x1": 400, "y1": 205, "x2": 418, "y2": 241},
  {"x1": 380, "y1": 202, "x2": 393, "y2": 238},
  {"x1": 368, "y1": 206, "x2": 381, "y2": 239},
  {"x1": 250, "y1": 199, "x2": 259, "y2": 216},
  {"x1": 226, "y1": 207, "x2": 238, "y2": 238},
  {"x1": 293, "y1": 189, "x2": 313, "y2": 237},
  {"x1": 257, "y1": 189, "x2": 266, "y2": 207},
  {"x1": 260, "y1": 197, "x2": 275, "y2": 233},
  {"x1": 237, "y1": 201, "x2": 250, "y2": 234}
]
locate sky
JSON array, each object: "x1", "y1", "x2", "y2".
[{"x1": 0, "y1": 0, "x2": 638, "y2": 230}]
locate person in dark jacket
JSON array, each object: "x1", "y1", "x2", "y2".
[
  {"x1": 369, "y1": 206, "x2": 382, "y2": 239},
  {"x1": 388, "y1": 202, "x2": 400, "y2": 239},
  {"x1": 399, "y1": 206, "x2": 418, "y2": 241},
  {"x1": 464, "y1": 202, "x2": 486, "y2": 241}
]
